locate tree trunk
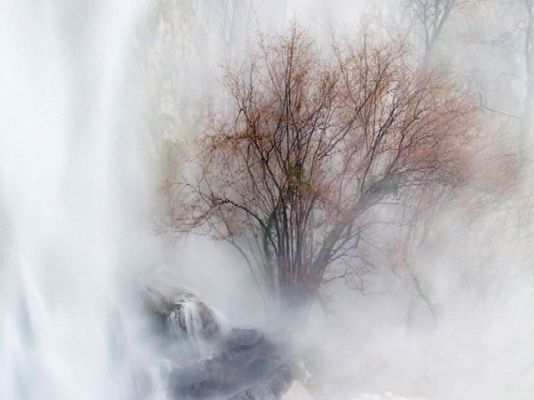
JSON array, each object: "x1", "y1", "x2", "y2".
[{"x1": 521, "y1": 0, "x2": 534, "y2": 161}]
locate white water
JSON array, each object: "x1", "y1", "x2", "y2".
[
  {"x1": 1, "y1": 2, "x2": 532, "y2": 400},
  {"x1": 0, "y1": 1, "x2": 150, "y2": 399}
]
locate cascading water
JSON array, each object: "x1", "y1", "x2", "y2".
[
  {"x1": 5, "y1": 2, "x2": 529, "y2": 400},
  {"x1": 0, "y1": 2, "x2": 377, "y2": 399},
  {"x1": 165, "y1": 291, "x2": 222, "y2": 345},
  {"x1": 0, "y1": 1, "x2": 152, "y2": 399},
  {"x1": 145, "y1": 285, "x2": 225, "y2": 361}
]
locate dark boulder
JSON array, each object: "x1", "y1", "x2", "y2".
[
  {"x1": 226, "y1": 328, "x2": 264, "y2": 350},
  {"x1": 169, "y1": 328, "x2": 293, "y2": 400},
  {"x1": 228, "y1": 384, "x2": 276, "y2": 400}
]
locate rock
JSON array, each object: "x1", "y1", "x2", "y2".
[
  {"x1": 226, "y1": 363, "x2": 292, "y2": 400},
  {"x1": 227, "y1": 328, "x2": 264, "y2": 350},
  {"x1": 143, "y1": 287, "x2": 293, "y2": 400},
  {"x1": 265, "y1": 365, "x2": 293, "y2": 397},
  {"x1": 169, "y1": 328, "x2": 293, "y2": 400},
  {"x1": 145, "y1": 287, "x2": 221, "y2": 341},
  {"x1": 230, "y1": 384, "x2": 277, "y2": 400}
]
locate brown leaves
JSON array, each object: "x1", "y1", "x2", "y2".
[{"x1": 176, "y1": 25, "x2": 476, "y2": 307}]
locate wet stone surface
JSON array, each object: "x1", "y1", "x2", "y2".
[
  {"x1": 145, "y1": 287, "x2": 221, "y2": 341},
  {"x1": 169, "y1": 328, "x2": 293, "y2": 400}
]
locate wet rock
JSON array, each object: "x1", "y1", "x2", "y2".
[
  {"x1": 145, "y1": 287, "x2": 221, "y2": 341},
  {"x1": 169, "y1": 328, "x2": 293, "y2": 400},
  {"x1": 226, "y1": 364, "x2": 293, "y2": 400},
  {"x1": 265, "y1": 364, "x2": 293, "y2": 397},
  {"x1": 143, "y1": 287, "x2": 293, "y2": 400},
  {"x1": 227, "y1": 328, "x2": 264, "y2": 350},
  {"x1": 229, "y1": 384, "x2": 277, "y2": 400}
]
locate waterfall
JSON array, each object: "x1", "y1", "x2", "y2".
[
  {"x1": 144, "y1": 285, "x2": 225, "y2": 362},
  {"x1": 0, "y1": 1, "x2": 150, "y2": 399},
  {"x1": 166, "y1": 291, "x2": 223, "y2": 342},
  {"x1": 0, "y1": 2, "x2": 371, "y2": 400}
]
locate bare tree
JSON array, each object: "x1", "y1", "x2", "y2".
[
  {"x1": 174, "y1": 27, "x2": 475, "y2": 314},
  {"x1": 407, "y1": 0, "x2": 457, "y2": 61},
  {"x1": 462, "y1": 0, "x2": 533, "y2": 161},
  {"x1": 522, "y1": 0, "x2": 534, "y2": 156}
]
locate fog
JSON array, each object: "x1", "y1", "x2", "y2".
[{"x1": 1, "y1": 1, "x2": 533, "y2": 400}]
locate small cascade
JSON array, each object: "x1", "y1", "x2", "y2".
[
  {"x1": 166, "y1": 291, "x2": 222, "y2": 341},
  {"x1": 145, "y1": 287, "x2": 224, "y2": 359},
  {"x1": 143, "y1": 287, "x2": 294, "y2": 400}
]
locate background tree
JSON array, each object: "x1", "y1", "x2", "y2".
[
  {"x1": 379, "y1": 0, "x2": 526, "y2": 325},
  {"x1": 174, "y1": 27, "x2": 474, "y2": 314},
  {"x1": 139, "y1": 0, "x2": 256, "y2": 223},
  {"x1": 406, "y1": 0, "x2": 457, "y2": 62},
  {"x1": 522, "y1": 0, "x2": 534, "y2": 157}
]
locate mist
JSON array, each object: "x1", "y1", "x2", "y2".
[{"x1": 1, "y1": 1, "x2": 533, "y2": 400}]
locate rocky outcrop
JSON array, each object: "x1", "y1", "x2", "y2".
[
  {"x1": 145, "y1": 287, "x2": 221, "y2": 341},
  {"x1": 143, "y1": 287, "x2": 293, "y2": 400},
  {"x1": 169, "y1": 328, "x2": 293, "y2": 400}
]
